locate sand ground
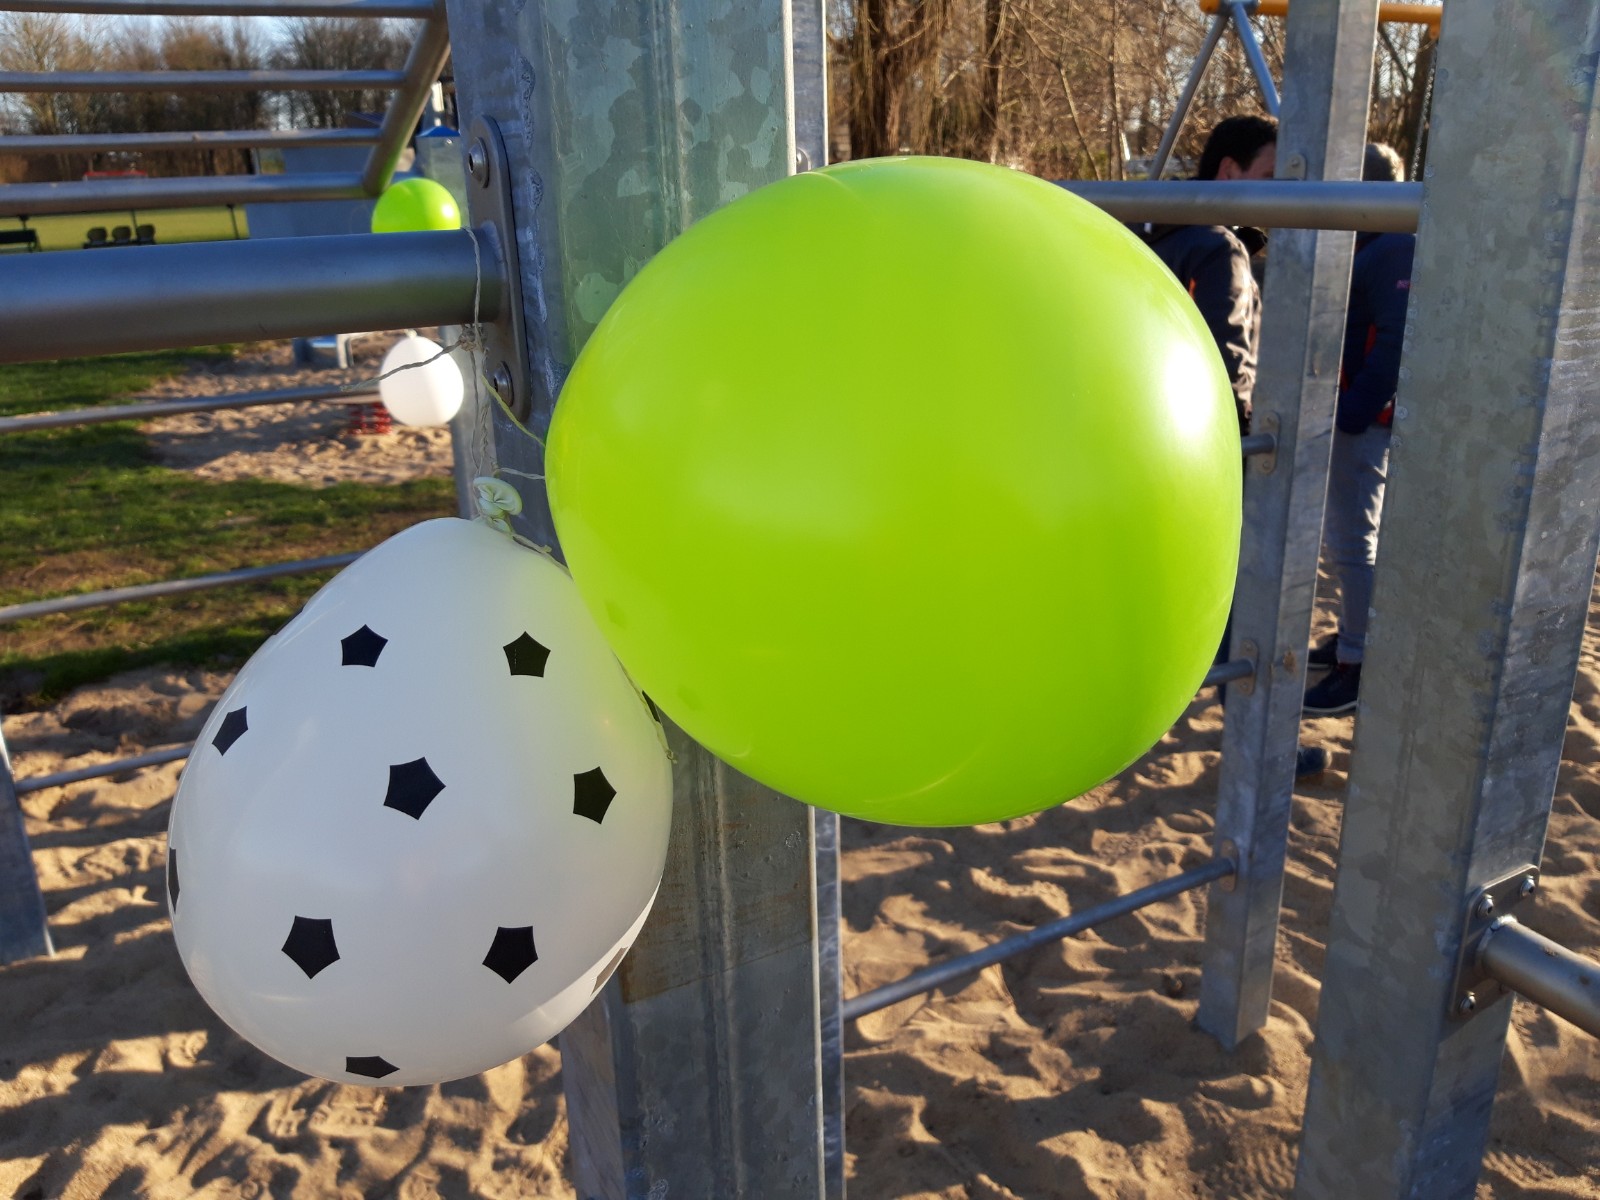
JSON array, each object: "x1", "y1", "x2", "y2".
[{"x1": 2, "y1": 345, "x2": 1597, "y2": 1198}]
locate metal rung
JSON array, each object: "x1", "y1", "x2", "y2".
[
  {"x1": 842, "y1": 857, "x2": 1236, "y2": 1020},
  {"x1": 0, "y1": 172, "x2": 367, "y2": 217},
  {"x1": 0, "y1": 69, "x2": 407, "y2": 93},
  {"x1": 0, "y1": 552, "x2": 363, "y2": 625},
  {"x1": 1199, "y1": 0, "x2": 1442, "y2": 27},
  {"x1": 361, "y1": 11, "x2": 453, "y2": 194},
  {"x1": 15, "y1": 744, "x2": 192, "y2": 796},
  {"x1": 0, "y1": 129, "x2": 383, "y2": 155},
  {"x1": 1479, "y1": 919, "x2": 1600, "y2": 1040},
  {"x1": 1061, "y1": 180, "x2": 1421, "y2": 233},
  {"x1": 1202, "y1": 657, "x2": 1254, "y2": 688},
  {"x1": 0, "y1": 384, "x2": 378, "y2": 436},
  {"x1": 1240, "y1": 432, "x2": 1276, "y2": 457},
  {"x1": 0, "y1": 0, "x2": 436, "y2": 13}
]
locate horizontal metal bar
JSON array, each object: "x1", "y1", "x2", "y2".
[
  {"x1": 362, "y1": 12, "x2": 452, "y2": 194},
  {"x1": 0, "y1": 383, "x2": 377, "y2": 435},
  {"x1": 0, "y1": 552, "x2": 362, "y2": 625},
  {"x1": 1479, "y1": 918, "x2": 1600, "y2": 1039},
  {"x1": 1202, "y1": 657, "x2": 1255, "y2": 688},
  {"x1": 0, "y1": 69, "x2": 406, "y2": 93},
  {"x1": 1240, "y1": 432, "x2": 1276, "y2": 457},
  {"x1": 15, "y1": 744, "x2": 191, "y2": 795},
  {"x1": 1060, "y1": 180, "x2": 1422, "y2": 233},
  {"x1": 0, "y1": 0, "x2": 435, "y2": 14},
  {"x1": 1199, "y1": 0, "x2": 1442, "y2": 27},
  {"x1": 0, "y1": 129, "x2": 383, "y2": 155},
  {"x1": 0, "y1": 229, "x2": 496, "y2": 361},
  {"x1": 842, "y1": 857, "x2": 1236, "y2": 1021},
  {"x1": 0, "y1": 172, "x2": 368, "y2": 217}
]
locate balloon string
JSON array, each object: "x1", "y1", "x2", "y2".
[{"x1": 338, "y1": 225, "x2": 485, "y2": 395}]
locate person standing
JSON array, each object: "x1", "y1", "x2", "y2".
[{"x1": 1302, "y1": 142, "x2": 1415, "y2": 716}]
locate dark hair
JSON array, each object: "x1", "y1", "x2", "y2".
[
  {"x1": 1197, "y1": 115, "x2": 1279, "y2": 181},
  {"x1": 1363, "y1": 142, "x2": 1405, "y2": 182}
]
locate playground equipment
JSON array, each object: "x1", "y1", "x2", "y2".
[{"x1": 1, "y1": 0, "x2": 1598, "y2": 1196}]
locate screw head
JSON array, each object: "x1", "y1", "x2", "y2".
[
  {"x1": 1519, "y1": 875, "x2": 1537, "y2": 898},
  {"x1": 490, "y1": 362, "x2": 514, "y2": 401},
  {"x1": 1475, "y1": 894, "x2": 1496, "y2": 919},
  {"x1": 1458, "y1": 992, "x2": 1477, "y2": 1015},
  {"x1": 467, "y1": 139, "x2": 490, "y2": 185}
]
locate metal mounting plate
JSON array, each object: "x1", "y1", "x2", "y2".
[
  {"x1": 1449, "y1": 863, "x2": 1540, "y2": 1022},
  {"x1": 462, "y1": 114, "x2": 531, "y2": 422}
]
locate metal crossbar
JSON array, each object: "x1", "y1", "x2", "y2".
[
  {"x1": 842, "y1": 857, "x2": 1238, "y2": 1020},
  {"x1": 1060, "y1": 180, "x2": 1421, "y2": 232},
  {"x1": 0, "y1": 129, "x2": 383, "y2": 155},
  {"x1": 14, "y1": 745, "x2": 192, "y2": 796},
  {"x1": 0, "y1": 173, "x2": 368, "y2": 217},
  {"x1": 0, "y1": 383, "x2": 377, "y2": 435},
  {"x1": 0, "y1": 69, "x2": 407, "y2": 92}
]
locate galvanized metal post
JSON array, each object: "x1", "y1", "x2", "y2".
[
  {"x1": 1196, "y1": 0, "x2": 1377, "y2": 1049},
  {"x1": 439, "y1": 0, "x2": 828, "y2": 1196},
  {"x1": 0, "y1": 722, "x2": 52, "y2": 964},
  {"x1": 1295, "y1": 2, "x2": 1600, "y2": 1194}
]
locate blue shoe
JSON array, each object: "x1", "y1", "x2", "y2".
[
  {"x1": 1295, "y1": 744, "x2": 1330, "y2": 780},
  {"x1": 1303, "y1": 663, "x2": 1361, "y2": 716}
]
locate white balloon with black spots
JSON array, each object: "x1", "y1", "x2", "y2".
[{"x1": 166, "y1": 517, "x2": 673, "y2": 1086}]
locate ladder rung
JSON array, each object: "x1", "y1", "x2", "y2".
[
  {"x1": 0, "y1": 69, "x2": 407, "y2": 93},
  {"x1": 0, "y1": 0, "x2": 436, "y2": 16},
  {"x1": 0, "y1": 129, "x2": 383, "y2": 154}
]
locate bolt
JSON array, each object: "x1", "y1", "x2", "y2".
[
  {"x1": 1475, "y1": 894, "x2": 1496, "y2": 919},
  {"x1": 1519, "y1": 875, "x2": 1537, "y2": 898},
  {"x1": 794, "y1": 147, "x2": 813, "y2": 173},
  {"x1": 1458, "y1": 992, "x2": 1477, "y2": 1015},
  {"x1": 467, "y1": 139, "x2": 490, "y2": 185},
  {"x1": 491, "y1": 362, "x2": 514, "y2": 402}
]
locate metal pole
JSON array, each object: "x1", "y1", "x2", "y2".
[
  {"x1": 441, "y1": 0, "x2": 827, "y2": 1194},
  {"x1": 0, "y1": 553, "x2": 363, "y2": 626},
  {"x1": 15, "y1": 744, "x2": 192, "y2": 796},
  {"x1": 1148, "y1": 11, "x2": 1230, "y2": 180},
  {"x1": 843, "y1": 858, "x2": 1236, "y2": 1021},
  {"x1": 0, "y1": 0, "x2": 434, "y2": 13},
  {"x1": 1228, "y1": 1, "x2": 1282, "y2": 115},
  {"x1": 1478, "y1": 920, "x2": 1600, "y2": 1041},
  {"x1": 0, "y1": 384, "x2": 377, "y2": 436},
  {"x1": 0, "y1": 69, "x2": 406, "y2": 92},
  {"x1": 0, "y1": 724, "x2": 52, "y2": 964},
  {"x1": 360, "y1": 8, "x2": 453, "y2": 195},
  {"x1": 0, "y1": 172, "x2": 369, "y2": 217},
  {"x1": 0, "y1": 230, "x2": 498, "y2": 362},
  {"x1": 0, "y1": 129, "x2": 382, "y2": 154},
  {"x1": 1196, "y1": 0, "x2": 1378, "y2": 1050},
  {"x1": 1296, "y1": 1, "x2": 1600, "y2": 1192},
  {"x1": 1059, "y1": 180, "x2": 1419, "y2": 232}
]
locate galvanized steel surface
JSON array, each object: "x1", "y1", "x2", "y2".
[
  {"x1": 1478, "y1": 920, "x2": 1600, "y2": 1040},
  {"x1": 0, "y1": 129, "x2": 382, "y2": 155},
  {"x1": 1062, "y1": 179, "x2": 1419, "y2": 231},
  {"x1": 0, "y1": 172, "x2": 369, "y2": 217}
]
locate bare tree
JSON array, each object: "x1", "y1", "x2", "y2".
[{"x1": 273, "y1": 16, "x2": 412, "y2": 131}]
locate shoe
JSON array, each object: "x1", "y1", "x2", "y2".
[
  {"x1": 1307, "y1": 635, "x2": 1338, "y2": 670},
  {"x1": 1295, "y1": 744, "x2": 1330, "y2": 780},
  {"x1": 1303, "y1": 662, "x2": 1361, "y2": 715}
]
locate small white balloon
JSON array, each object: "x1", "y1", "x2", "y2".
[
  {"x1": 167, "y1": 517, "x2": 672, "y2": 1086},
  {"x1": 377, "y1": 334, "x2": 464, "y2": 426}
]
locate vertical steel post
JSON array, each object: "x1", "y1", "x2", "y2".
[
  {"x1": 1295, "y1": 2, "x2": 1600, "y2": 1195},
  {"x1": 439, "y1": 1, "x2": 827, "y2": 1196},
  {"x1": 0, "y1": 723, "x2": 52, "y2": 963},
  {"x1": 1196, "y1": 0, "x2": 1377, "y2": 1048}
]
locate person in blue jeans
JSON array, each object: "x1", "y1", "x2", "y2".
[{"x1": 1302, "y1": 142, "x2": 1415, "y2": 719}]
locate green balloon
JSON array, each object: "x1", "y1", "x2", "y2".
[
  {"x1": 547, "y1": 156, "x2": 1240, "y2": 826},
  {"x1": 370, "y1": 177, "x2": 461, "y2": 233}
]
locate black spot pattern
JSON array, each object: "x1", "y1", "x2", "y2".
[
  {"x1": 482, "y1": 925, "x2": 538, "y2": 983},
  {"x1": 167, "y1": 847, "x2": 179, "y2": 913},
  {"x1": 593, "y1": 945, "x2": 629, "y2": 995},
  {"x1": 573, "y1": 767, "x2": 617, "y2": 824},
  {"x1": 383, "y1": 758, "x2": 445, "y2": 819},
  {"x1": 503, "y1": 632, "x2": 551, "y2": 678},
  {"x1": 345, "y1": 1055, "x2": 398, "y2": 1079},
  {"x1": 212, "y1": 707, "x2": 248, "y2": 755},
  {"x1": 340, "y1": 625, "x2": 388, "y2": 667},
  {"x1": 281, "y1": 916, "x2": 340, "y2": 978}
]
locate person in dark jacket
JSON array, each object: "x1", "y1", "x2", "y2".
[
  {"x1": 1140, "y1": 114, "x2": 1277, "y2": 435},
  {"x1": 1302, "y1": 143, "x2": 1415, "y2": 717}
]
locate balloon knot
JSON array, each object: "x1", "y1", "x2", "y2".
[{"x1": 473, "y1": 476, "x2": 523, "y2": 534}]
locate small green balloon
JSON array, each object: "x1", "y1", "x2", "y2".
[
  {"x1": 370, "y1": 177, "x2": 461, "y2": 234},
  {"x1": 547, "y1": 156, "x2": 1241, "y2": 827}
]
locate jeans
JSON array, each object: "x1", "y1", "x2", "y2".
[{"x1": 1324, "y1": 423, "x2": 1391, "y2": 664}]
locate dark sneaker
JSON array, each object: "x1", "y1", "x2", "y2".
[
  {"x1": 1303, "y1": 662, "x2": 1361, "y2": 715},
  {"x1": 1295, "y1": 744, "x2": 1330, "y2": 780},
  {"x1": 1307, "y1": 635, "x2": 1338, "y2": 670}
]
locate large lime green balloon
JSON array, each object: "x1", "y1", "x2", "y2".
[
  {"x1": 547, "y1": 156, "x2": 1240, "y2": 826},
  {"x1": 370, "y1": 177, "x2": 461, "y2": 233}
]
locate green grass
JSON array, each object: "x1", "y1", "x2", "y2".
[{"x1": 1, "y1": 349, "x2": 454, "y2": 709}]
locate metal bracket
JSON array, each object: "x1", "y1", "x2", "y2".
[
  {"x1": 1250, "y1": 412, "x2": 1278, "y2": 475},
  {"x1": 462, "y1": 114, "x2": 531, "y2": 422},
  {"x1": 1449, "y1": 864, "x2": 1540, "y2": 1021},
  {"x1": 1233, "y1": 639, "x2": 1258, "y2": 696}
]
